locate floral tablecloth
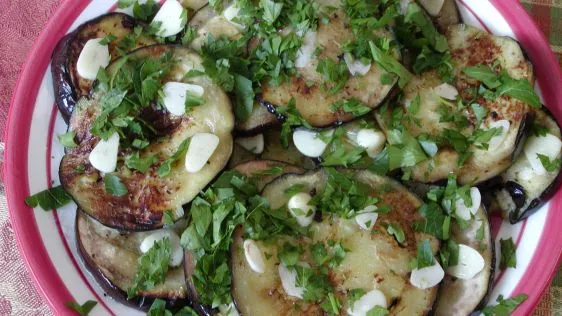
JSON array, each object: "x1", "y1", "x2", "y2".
[{"x1": 0, "y1": 0, "x2": 560, "y2": 315}]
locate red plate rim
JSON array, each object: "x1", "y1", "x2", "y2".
[{"x1": 3, "y1": 0, "x2": 562, "y2": 315}]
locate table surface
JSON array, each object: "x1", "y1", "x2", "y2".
[{"x1": 0, "y1": 0, "x2": 560, "y2": 315}]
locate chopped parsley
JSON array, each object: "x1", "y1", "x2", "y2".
[
  {"x1": 316, "y1": 58, "x2": 350, "y2": 94},
  {"x1": 537, "y1": 154, "x2": 562, "y2": 172},
  {"x1": 481, "y1": 294, "x2": 528, "y2": 316},
  {"x1": 25, "y1": 186, "x2": 73, "y2": 211},
  {"x1": 58, "y1": 131, "x2": 77, "y2": 148},
  {"x1": 387, "y1": 223, "x2": 406, "y2": 245},
  {"x1": 103, "y1": 174, "x2": 128, "y2": 197},
  {"x1": 157, "y1": 138, "x2": 190, "y2": 177},
  {"x1": 147, "y1": 298, "x2": 198, "y2": 316},
  {"x1": 128, "y1": 237, "x2": 171, "y2": 298},
  {"x1": 65, "y1": 300, "x2": 97, "y2": 316},
  {"x1": 500, "y1": 237, "x2": 517, "y2": 269},
  {"x1": 410, "y1": 239, "x2": 434, "y2": 269},
  {"x1": 463, "y1": 65, "x2": 541, "y2": 107},
  {"x1": 329, "y1": 98, "x2": 371, "y2": 117}
]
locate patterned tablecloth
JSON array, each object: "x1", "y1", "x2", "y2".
[{"x1": 0, "y1": 0, "x2": 559, "y2": 315}]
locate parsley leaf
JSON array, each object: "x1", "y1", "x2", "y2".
[
  {"x1": 411, "y1": 239, "x2": 434, "y2": 269},
  {"x1": 25, "y1": 186, "x2": 73, "y2": 211},
  {"x1": 463, "y1": 65, "x2": 502, "y2": 89},
  {"x1": 260, "y1": 0, "x2": 283, "y2": 25},
  {"x1": 163, "y1": 210, "x2": 176, "y2": 226},
  {"x1": 185, "y1": 92, "x2": 205, "y2": 113},
  {"x1": 387, "y1": 223, "x2": 406, "y2": 245},
  {"x1": 367, "y1": 306, "x2": 389, "y2": 316},
  {"x1": 439, "y1": 239, "x2": 459, "y2": 269},
  {"x1": 125, "y1": 152, "x2": 158, "y2": 173},
  {"x1": 103, "y1": 174, "x2": 128, "y2": 196},
  {"x1": 471, "y1": 103, "x2": 488, "y2": 125},
  {"x1": 481, "y1": 294, "x2": 528, "y2": 316},
  {"x1": 369, "y1": 41, "x2": 411, "y2": 88},
  {"x1": 147, "y1": 298, "x2": 198, "y2": 316},
  {"x1": 234, "y1": 74, "x2": 255, "y2": 121},
  {"x1": 158, "y1": 138, "x2": 190, "y2": 177},
  {"x1": 316, "y1": 58, "x2": 349, "y2": 94},
  {"x1": 537, "y1": 153, "x2": 562, "y2": 172},
  {"x1": 276, "y1": 98, "x2": 312, "y2": 147},
  {"x1": 496, "y1": 73, "x2": 541, "y2": 108},
  {"x1": 58, "y1": 131, "x2": 77, "y2": 148},
  {"x1": 128, "y1": 237, "x2": 171, "y2": 298},
  {"x1": 65, "y1": 300, "x2": 97, "y2": 316},
  {"x1": 500, "y1": 237, "x2": 517, "y2": 269},
  {"x1": 329, "y1": 98, "x2": 371, "y2": 117}
]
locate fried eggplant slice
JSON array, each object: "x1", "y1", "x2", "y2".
[
  {"x1": 231, "y1": 170, "x2": 440, "y2": 316},
  {"x1": 60, "y1": 45, "x2": 234, "y2": 230},
  {"x1": 434, "y1": 206, "x2": 494, "y2": 315},
  {"x1": 260, "y1": 7, "x2": 399, "y2": 127},
  {"x1": 76, "y1": 211, "x2": 188, "y2": 310},
  {"x1": 51, "y1": 13, "x2": 156, "y2": 121},
  {"x1": 493, "y1": 107, "x2": 562, "y2": 223},
  {"x1": 376, "y1": 24, "x2": 534, "y2": 185}
]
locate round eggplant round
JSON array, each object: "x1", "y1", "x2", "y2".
[
  {"x1": 60, "y1": 45, "x2": 234, "y2": 230},
  {"x1": 260, "y1": 8, "x2": 400, "y2": 127},
  {"x1": 493, "y1": 107, "x2": 562, "y2": 223},
  {"x1": 76, "y1": 210, "x2": 189, "y2": 310},
  {"x1": 376, "y1": 24, "x2": 534, "y2": 185},
  {"x1": 51, "y1": 13, "x2": 157, "y2": 122},
  {"x1": 231, "y1": 169, "x2": 440, "y2": 316}
]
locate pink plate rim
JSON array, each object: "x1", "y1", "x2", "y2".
[{"x1": 3, "y1": 0, "x2": 562, "y2": 315}]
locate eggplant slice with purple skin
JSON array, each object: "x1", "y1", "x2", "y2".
[
  {"x1": 259, "y1": 5, "x2": 400, "y2": 128},
  {"x1": 376, "y1": 24, "x2": 534, "y2": 185},
  {"x1": 183, "y1": 160, "x2": 305, "y2": 316},
  {"x1": 76, "y1": 210, "x2": 189, "y2": 310},
  {"x1": 51, "y1": 13, "x2": 156, "y2": 122},
  {"x1": 434, "y1": 206, "x2": 494, "y2": 315},
  {"x1": 400, "y1": 180, "x2": 494, "y2": 315},
  {"x1": 493, "y1": 107, "x2": 562, "y2": 223},
  {"x1": 60, "y1": 45, "x2": 234, "y2": 231},
  {"x1": 231, "y1": 169, "x2": 440, "y2": 316}
]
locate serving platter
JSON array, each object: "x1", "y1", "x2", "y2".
[{"x1": 4, "y1": 0, "x2": 562, "y2": 315}]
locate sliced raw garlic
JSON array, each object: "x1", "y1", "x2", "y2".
[
  {"x1": 162, "y1": 82, "x2": 205, "y2": 116},
  {"x1": 292, "y1": 128, "x2": 331, "y2": 158},
  {"x1": 486, "y1": 119, "x2": 510, "y2": 150},
  {"x1": 344, "y1": 53, "x2": 372, "y2": 76},
  {"x1": 410, "y1": 260, "x2": 445, "y2": 289},
  {"x1": 278, "y1": 262, "x2": 305, "y2": 299},
  {"x1": 185, "y1": 133, "x2": 219, "y2": 173},
  {"x1": 524, "y1": 133, "x2": 562, "y2": 175},
  {"x1": 446, "y1": 244, "x2": 485, "y2": 279},
  {"x1": 287, "y1": 192, "x2": 316, "y2": 227},
  {"x1": 89, "y1": 132, "x2": 119, "y2": 173},
  {"x1": 434, "y1": 83, "x2": 458, "y2": 100},
  {"x1": 295, "y1": 31, "x2": 317, "y2": 68},
  {"x1": 139, "y1": 229, "x2": 184, "y2": 267},
  {"x1": 151, "y1": 0, "x2": 186, "y2": 37},
  {"x1": 76, "y1": 38, "x2": 111, "y2": 80},
  {"x1": 236, "y1": 134, "x2": 264, "y2": 154},
  {"x1": 347, "y1": 289, "x2": 387, "y2": 316},
  {"x1": 356, "y1": 129, "x2": 386, "y2": 158},
  {"x1": 243, "y1": 239, "x2": 265, "y2": 274},
  {"x1": 454, "y1": 187, "x2": 481, "y2": 221},
  {"x1": 355, "y1": 205, "x2": 379, "y2": 230},
  {"x1": 223, "y1": 4, "x2": 244, "y2": 29}
]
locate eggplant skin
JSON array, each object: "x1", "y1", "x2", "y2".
[
  {"x1": 60, "y1": 45, "x2": 234, "y2": 231},
  {"x1": 494, "y1": 107, "x2": 562, "y2": 223},
  {"x1": 75, "y1": 210, "x2": 189, "y2": 311},
  {"x1": 51, "y1": 13, "x2": 156, "y2": 122},
  {"x1": 232, "y1": 160, "x2": 306, "y2": 192}
]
